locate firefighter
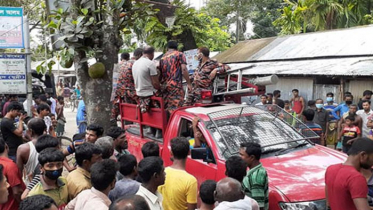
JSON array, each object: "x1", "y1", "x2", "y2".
[
  {"x1": 159, "y1": 41, "x2": 192, "y2": 115},
  {"x1": 184, "y1": 47, "x2": 230, "y2": 106}
]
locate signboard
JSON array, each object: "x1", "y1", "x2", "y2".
[
  {"x1": 0, "y1": 54, "x2": 27, "y2": 94},
  {"x1": 184, "y1": 49, "x2": 199, "y2": 74},
  {"x1": 0, "y1": 7, "x2": 24, "y2": 48}
]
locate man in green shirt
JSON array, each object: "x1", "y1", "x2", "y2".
[
  {"x1": 28, "y1": 148, "x2": 68, "y2": 209},
  {"x1": 239, "y1": 142, "x2": 269, "y2": 210}
]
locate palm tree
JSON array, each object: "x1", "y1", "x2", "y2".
[{"x1": 310, "y1": 0, "x2": 343, "y2": 30}]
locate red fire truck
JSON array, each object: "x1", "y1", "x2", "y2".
[{"x1": 120, "y1": 67, "x2": 345, "y2": 210}]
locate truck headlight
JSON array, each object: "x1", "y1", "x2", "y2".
[{"x1": 279, "y1": 200, "x2": 326, "y2": 210}]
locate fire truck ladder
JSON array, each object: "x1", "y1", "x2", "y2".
[{"x1": 212, "y1": 65, "x2": 279, "y2": 96}]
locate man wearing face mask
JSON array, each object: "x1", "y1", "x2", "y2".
[
  {"x1": 325, "y1": 137, "x2": 373, "y2": 210},
  {"x1": 358, "y1": 90, "x2": 373, "y2": 110},
  {"x1": 184, "y1": 47, "x2": 230, "y2": 106},
  {"x1": 324, "y1": 93, "x2": 339, "y2": 148},
  {"x1": 332, "y1": 94, "x2": 354, "y2": 120},
  {"x1": 27, "y1": 148, "x2": 68, "y2": 209},
  {"x1": 313, "y1": 99, "x2": 329, "y2": 145}
]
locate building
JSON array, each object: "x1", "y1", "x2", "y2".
[{"x1": 214, "y1": 25, "x2": 373, "y2": 104}]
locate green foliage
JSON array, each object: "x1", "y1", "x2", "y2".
[
  {"x1": 144, "y1": 1, "x2": 233, "y2": 51},
  {"x1": 202, "y1": 0, "x2": 282, "y2": 39},
  {"x1": 42, "y1": 0, "x2": 155, "y2": 72},
  {"x1": 274, "y1": 0, "x2": 373, "y2": 34},
  {"x1": 273, "y1": 0, "x2": 309, "y2": 34}
]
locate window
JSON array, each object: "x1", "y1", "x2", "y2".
[{"x1": 178, "y1": 117, "x2": 216, "y2": 164}]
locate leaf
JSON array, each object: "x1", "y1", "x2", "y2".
[
  {"x1": 79, "y1": 57, "x2": 89, "y2": 64},
  {"x1": 47, "y1": 21, "x2": 58, "y2": 29},
  {"x1": 81, "y1": 8, "x2": 89, "y2": 15}
]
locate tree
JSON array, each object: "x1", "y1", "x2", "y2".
[
  {"x1": 47, "y1": 0, "x2": 154, "y2": 131},
  {"x1": 144, "y1": 1, "x2": 233, "y2": 51},
  {"x1": 202, "y1": 0, "x2": 282, "y2": 39},
  {"x1": 274, "y1": 0, "x2": 373, "y2": 34}
]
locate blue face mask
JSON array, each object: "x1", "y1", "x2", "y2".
[
  {"x1": 316, "y1": 104, "x2": 324, "y2": 109},
  {"x1": 326, "y1": 97, "x2": 333, "y2": 102}
]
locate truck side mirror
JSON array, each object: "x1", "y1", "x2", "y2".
[{"x1": 191, "y1": 148, "x2": 207, "y2": 160}]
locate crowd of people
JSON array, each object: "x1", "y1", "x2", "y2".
[
  {"x1": 2, "y1": 39, "x2": 373, "y2": 209},
  {"x1": 0, "y1": 102, "x2": 270, "y2": 210},
  {"x1": 256, "y1": 89, "x2": 373, "y2": 153}
]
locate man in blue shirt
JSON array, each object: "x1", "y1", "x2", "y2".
[
  {"x1": 76, "y1": 100, "x2": 86, "y2": 134},
  {"x1": 332, "y1": 94, "x2": 353, "y2": 120}
]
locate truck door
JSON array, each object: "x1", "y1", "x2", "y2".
[{"x1": 177, "y1": 117, "x2": 218, "y2": 185}]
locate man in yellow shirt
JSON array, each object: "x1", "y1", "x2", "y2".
[
  {"x1": 159, "y1": 137, "x2": 198, "y2": 210},
  {"x1": 66, "y1": 142, "x2": 102, "y2": 199},
  {"x1": 28, "y1": 148, "x2": 68, "y2": 209}
]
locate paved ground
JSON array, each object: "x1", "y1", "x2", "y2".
[{"x1": 61, "y1": 105, "x2": 78, "y2": 140}]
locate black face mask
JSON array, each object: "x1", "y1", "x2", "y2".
[
  {"x1": 346, "y1": 100, "x2": 353, "y2": 105},
  {"x1": 44, "y1": 168, "x2": 63, "y2": 180}
]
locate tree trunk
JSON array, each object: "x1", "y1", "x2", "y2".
[{"x1": 72, "y1": 0, "x2": 122, "y2": 133}]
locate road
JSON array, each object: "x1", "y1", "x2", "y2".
[{"x1": 61, "y1": 105, "x2": 78, "y2": 140}]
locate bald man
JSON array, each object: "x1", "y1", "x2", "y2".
[
  {"x1": 214, "y1": 177, "x2": 259, "y2": 210},
  {"x1": 108, "y1": 195, "x2": 150, "y2": 210}
]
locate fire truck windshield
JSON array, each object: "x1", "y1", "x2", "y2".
[{"x1": 205, "y1": 105, "x2": 318, "y2": 159}]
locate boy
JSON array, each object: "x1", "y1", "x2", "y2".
[
  {"x1": 28, "y1": 148, "x2": 68, "y2": 209},
  {"x1": 300, "y1": 109, "x2": 324, "y2": 145},
  {"x1": 282, "y1": 100, "x2": 296, "y2": 126},
  {"x1": 239, "y1": 142, "x2": 268, "y2": 210},
  {"x1": 338, "y1": 115, "x2": 361, "y2": 154}
]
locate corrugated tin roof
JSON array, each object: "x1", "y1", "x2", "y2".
[
  {"x1": 229, "y1": 57, "x2": 373, "y2": 76},
  {"x1": 250, "y1": 25, "x2": 373, "y2": 60},
  {"x1": 213, "y1": 37, "x2": 276, "y2": 63}
]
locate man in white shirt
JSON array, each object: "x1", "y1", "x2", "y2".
[
  {"x1": 136, "y1": 156, "x2": 165, "y2": 210},
  {"x1": 46, "y1": 93, "x2": 56, "y2": 115},
  {"x1": 132, "y1": 46, "x2": 160, "y2": 113},
  {"x1": 66, "y1": 159, "x2": 117, "y2": 210},
  {"x1": 357, "y1": 100, "x2": 373, "y2": 137},
  {"x1": 255, "y1": 95, "x2": 267, "y2": 106}
]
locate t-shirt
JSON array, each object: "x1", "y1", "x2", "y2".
[
  {"x1": 274, "y1": 99, "x2": 284, "y2": 108},
  {"x1": 357, "y1": 110, "x2": 373, "y2": 138},
  {"x1": 324, "y1": 103, "x2": 338, "y2": 121},
  {"x1": 342, "y1": 126, "x2": 360, "y2": 145},
  {"x1": 341, "y1": 126, "x2": 360, "y2": 152},
  {"x1": 2, "y1": 101, "x2": 10, "y2": 117},
  {"x1": 0, "y1": 118, "x2": 23, "y2": 156},
  {"x1": 0, "y1": 157, "x2": 26, "y2": 210},
  {"x1": 242, "y1": 163, "x2": 269, "y2": 210},
  {"x1": 28, "y1": 176, "x2": 68, "y2": 209},
  {"x1": 66, "y1": 167, "x2": 92, "y2": 200},
  {"x1": 132, "y1": 57, "x2": 158, "y2": 97},
  {"x1": 325, "y1": 164, "x2": 368, "y2": 210},
  {"x1": 76, "y1": 100, "x2": 86, "y2": 125},
  {"x1": 158, "y1": 167, "x2": 198, "y2": 210}
]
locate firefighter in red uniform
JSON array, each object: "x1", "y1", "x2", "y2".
[
  {"x1": 159, "y1": 41, "x2": 192, "y2": 115},
  {"x1": 115, "y1": 48, "x2": 144, "y2": 104},
  {"x1": 184, "y1": 47, "x2": 230, "y2": 106}
]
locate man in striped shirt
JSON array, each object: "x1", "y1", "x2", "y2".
[{"x1": 239, "y1": 142, "x2": 269, "y2": 210}]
